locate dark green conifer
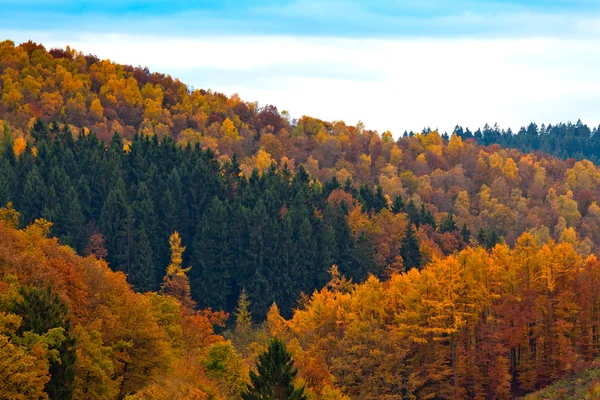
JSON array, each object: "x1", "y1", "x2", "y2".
[
  {"x1": 14, "y1": 286, "x2": 76, "y2": 400},
  {"x1": 392, "y1": 195, "x2": 405, "y2": 213},
  {"x1": 461, "y1": 223, "x2": 471, "y2": 243},
  {"x1": 439, "y1": 211, "x2": 457, "y2": 233},
  {"x1": 400, "y1": 223, "x2": 421, "y2": 270},
  {"x1": 242, "y1": 338, "x2": 307, "y2": 400},
  {"x1": 405, "y1": 199, "x2": 420, "y2": 227}
]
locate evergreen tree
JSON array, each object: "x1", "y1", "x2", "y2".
[
  {"x1": 190, "y1": 197, "x2": 232, "y2": 311},
  {"x1": 392, "y1": 195, "x2": 405, "y2": 213},
  {"x1": 439, "y1": 211, "x2": 457, "y2": 233},
  {"x1": 420, "y1": 203, "x2": 436, "y2": 228},
  {"x1": 372, "y1": 186, "x2": 387, "y2": 212},
  {"x1": 242, "y1": 338, "x2": 307, "y2": 400},
  {"x1": 0, "y1": 158, "x2": 15, "y2": 206},
  {"x1": 289, "y1": 208, "x2": 316, "y2": 294},
  {"x1": 99, "y1": 179, "x2": 134, "y2": 276},
  {"x1": 352, "y1": 231, "x2": 376, "y2": 280},
  {"x1": 461, "y1": 223, "x2": 471, "y2": 243},
  {"x1": 405, "y1": 200, "x2": 420, "y2": 227},
  {"x1": 400, "y1": 224, "x2": 421, "y2": 270},
  {"x1": 129, "y1": 227, "x2": 155, "y2": 292},
  {"x1": 14, "y1": 286, "x2": 76, "y2": 400},
  {"x1": 30, "y1": 118, "x2": 49, "y2": 142},
  {"x1": 55, "y1": 186, "x2": 86, "y2": 252},
  {"x1": 19, "y1": 166, "x2": 48, "y2": 224}
]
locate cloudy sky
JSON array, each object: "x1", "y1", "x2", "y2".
[{"x1": 1, "y1": 0, "x2": 599, "y2": 135}]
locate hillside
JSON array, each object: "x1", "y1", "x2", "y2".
[
  {"x1": 3, "y1": 39, "x2": 600, "y2": 399},
  {"x1": 522, "y1": 367, "x2": 600, "y2": 399}
]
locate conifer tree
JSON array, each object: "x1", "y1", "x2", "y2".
[
  {"x1": 405, "y1": 200, "x2": 421, "y2": 227},
  {"x1": 235, "y1": 289, "x2": 253, "y2": 331},
  {"x1": 129, "y1": 228, "x2": 155, "y2": 292},
  {"x1": 30, "y1": 118, "x2": 49, "y2": 142},
  {"x1": 461, "y1": 223, "x2": 471, "y2": 243},
  {"x1": 242, "y1": 338, "x2": 307, "y2": 400},
  {"x1": 99, "y1": 179, "x2": 134, "y2": 276},
  {"x1": 56, "y1": 186, "x2": 86, "y2": 253},
  {"x1": 161, "y1": 231, "x2": 194, "y2": 309},
  {"x1": 19, "y1": 166, "x2": 48, "y2": 224},
  {"x1": 392, "y1": 195, "x2": 405, "y2": 213},
  {"x1": 400, "y1": 223, "x2": 421, "y2": 270},
  {"x1": 14, "y1": 286, "x2": 76, "y2": 400},
  {"x1": 190, "y1": 197, "x2": 232, "y2": 311},
  {"x1": 439, "y1": 211, "x2": 457, "y2": 233},
  {"x1": 420, "y1": 203, "x2": 436, "y2": 228}
]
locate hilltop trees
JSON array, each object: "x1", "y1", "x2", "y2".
[{"x1": 7, "y1": 38, "x2": 600, "y2": 399}]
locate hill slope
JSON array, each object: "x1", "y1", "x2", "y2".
[
  {"x1": 522, "y1": 367, "x2": 600, "y2": 399},
  {"x1": 4, "y1": 39, "x2": 600, "y2": 399}
]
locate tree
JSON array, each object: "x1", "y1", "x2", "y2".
[
  {"x1": 400, "y1": 224, "x2": 421, "y2": 270},
  {"x1": 13, "y1": 286, "x2": 76, "y2": 400},
  {"x1": 161, "y1": 231, "x2": 194, "y2": 309},
  {"x1": 99, "y1": 179, "x2": 134, "y2": 277},
  {"x1": 242, "y1": 338, "x2": 307, "y2": 400},
  {"x1": 235, "y1": 289, "x2": 253, "y2": 331},
  {"x1": 190, "y1": 197, "x2": 231, "y2": 311},
  {"x1": 439, "y1": 211, "x2": 457, "y2": 233}
]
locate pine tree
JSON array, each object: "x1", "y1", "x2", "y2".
[
  {"x1": 392, "y1": 195, "x2": 405, "y2": 213},
  {"x1": 461, "y1": 223, "x2": 471, "y2": 243},
  {"x1": 129, "y1": 227, "x2": 155, "y2": 292},
  {"x1": 420, "y1": 203, "x2": 436, "y2": 228},
  {"x1": 56, "y1": 186, "x2": 86, "y2": 253},
  {"x1": 99, "y1": 179, "x2": 134, "y2": 276},
  {"x1": 405, "y1": 200, "x2": 421, "y2": 227},
  {"x1": 30, "y1": 118, "x2": 49, "y2": 142},
  {"x1": 439, "y1": 211, "x2": 457, "y2": 233},
  {"x1": 242, "y1": 338, "x2": 307, "y2": 400},
  {"x1": 19, "y1": 166, "x2": 48, "y2": 224},
  {"x1": 14, "y1": 286, "x2": 76, "y2": 400},
  {"x1": 400, "y1": 223, "x2": 421, "y2": 270},
  {"x1": 190, "y1": 197, "x2": 232, "y2": 311}
]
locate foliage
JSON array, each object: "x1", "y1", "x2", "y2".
[{"x1": 242, "y1": 338, "x2": 307, "y2": 400}]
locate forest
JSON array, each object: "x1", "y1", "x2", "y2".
[{"x1": 3, "y1": 39, "x2": 600, "y2": 398}]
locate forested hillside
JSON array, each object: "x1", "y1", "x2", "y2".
[
  {"x1": 453, "y1": 121, "x2": 600, "y2": 163},
  {"x1": 3, "y1": 38, "x2": 600, "y2": 399}
]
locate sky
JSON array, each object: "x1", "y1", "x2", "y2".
[{"x1": 1, "y1": 0, "x2": 600, "y2": 135}]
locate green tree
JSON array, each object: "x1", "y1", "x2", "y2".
[
  {"x1": 242, "y1": 338, "x2": 307, "y2": 400},
  {"x1": 439, "y1": 211, "x2": 457, "y2": 233},
  {"x1": 14, "y1": 286, "x2": 76, "y2": 400},
  {"x1": 99, "y1": 179, "x2": 134, "y2": 277},
  {"x1": 190, "y1": 197, "x2": 232, "y2": 311},
  {"x1": 400, "y1": 223, "x2": 421, "y2": 270}
]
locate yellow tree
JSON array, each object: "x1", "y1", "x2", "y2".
[{"x1": 161, "y1": 232, "x2": 194, "y2": 309}]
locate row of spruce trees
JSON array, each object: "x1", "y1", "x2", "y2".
[{"x1": 0, "y1": 120, "x2": 426, "y2": 319}]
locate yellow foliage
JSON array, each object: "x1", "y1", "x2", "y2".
[
  {"x1": 254, "y1": 149, "x2": 274, "y2": 173},
  {"x1": 448, "y1": 134, "x2": 464, "y2": 151},
  {"x1": 389, "y1": 145, "x2": 403, "y2": 167},
  {"x1": 382, "y1": 130, "x2": 394, "y2": 144},
  {"x1": 0, "y1": 202, "x2": 20, "y2": 228},
  {"x1": 420, "y1": 130, "x2": 443, "y2": 149},
  {"x1": 89, "y1": 98, "x2": 104, "y2": 121},
  {"x1": 13, "y1": 136, "x2": 26, "y2": 158},
  {"x1": 221, "y1": 117, "x2": 239, "y2": 139}
]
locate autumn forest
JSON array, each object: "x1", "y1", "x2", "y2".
[{"x1": 3, "y1": 39, "x2": 600, "y2": 399}]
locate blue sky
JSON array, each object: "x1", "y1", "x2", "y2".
[
  {"x1": 1, "y1": 1, "x2": 600, "y2": 134},
  {"x1": 2, "y1": 0, "x2": 599, "y2": 37}
]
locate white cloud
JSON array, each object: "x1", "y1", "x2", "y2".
[{"x1": 4, "y1": 31, "x2": 600, "y2": 135}]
